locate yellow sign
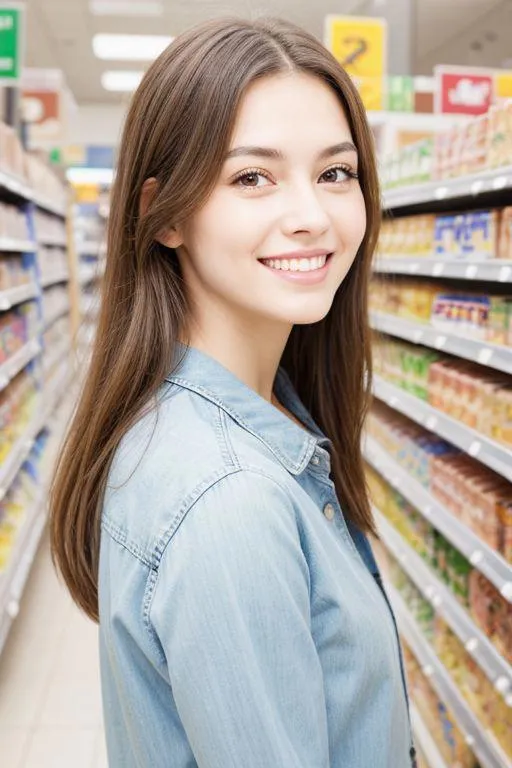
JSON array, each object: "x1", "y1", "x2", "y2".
[
  {"x1": 324, "y1": 16, "x2": 387, "y2": 111},
  {"x1": 495, "y1": 71, "x2": 512, "y2": 102}
]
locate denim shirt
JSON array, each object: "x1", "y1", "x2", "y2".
[{"x1": 99, "y1": 345, "x2": 415, "y2": 768}]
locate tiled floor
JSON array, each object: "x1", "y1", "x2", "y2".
[{"x1": 0, "y1": 529, "x2": 107, "y2": 768}]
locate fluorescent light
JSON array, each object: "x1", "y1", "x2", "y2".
[
  {"x1": 93, "y1": 33, "x2": 173, "y2": 61},
  {"x1": 66, "y1": 167, "x2": 115, "y2": 184},
  {"x1": 90, "y1": 1, "x2": 163, "y2": 15},
  {"x1": 101, "y1": 70, "x2": 144, "y2": 92}
]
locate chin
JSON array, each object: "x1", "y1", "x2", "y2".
[{"x1": 276, "y1": 299, "x2": 334, "y2": 326}]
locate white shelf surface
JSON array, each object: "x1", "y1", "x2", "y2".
[
  {"x1": 43, "y1": 301, "x2": 70, "y2": 331},
  {"x1": 0, "y1": 237, "x2": 36, "y2": 253},
  {"x1": 371, "y1": 311, "x2": 512, "y2": 376},
  {"x1": 365, "y1": 436, "x2": 512, "y2": 602},
  {"x1": 0, "y1": 168, "x2": 33, "y2": 202},
  {"x1": 0, "y1": 282, "x2": 38, "y2": 311},
  {"x1": 40, "y1": 269, "x2": 70, "y2": 288},
  {"x1": 38, "y1": 237, "x2": 67, "y2": 248},
  {"x1": 388, "y1": 584, "x2": 511, "y2": 768},
  {"x1": 373, "y1": 376, "x2": 512, "y2": 483},
  {"x1": 32, "y1": 193, "x2": 67, "y2": 218},
  {"x1": 375, "y1": 509, "x2": 512, "y2": 697},
  {"x1": 374, "y1": 257, "x2": 512, "y2": 283},
  {"x1": 0, "y1": 338, "x2": 41, "y2": 392},
  {"x1": 410, "y1": 704, "x2": 448, "y2": 768},
  {"x1": 383, "y1": 165, "x2": 512, "y2": 210},
  {"x1": 0, "y1": 364, "x2": 72, "y2": 655}
]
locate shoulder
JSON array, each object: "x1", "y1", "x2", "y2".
[{"x1": 101, "y1": 382, "x2": 295, "y2": 566}]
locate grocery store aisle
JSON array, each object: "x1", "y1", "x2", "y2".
[{"x1": 0, "y1": 529, "x2": 107, "y2": 768}]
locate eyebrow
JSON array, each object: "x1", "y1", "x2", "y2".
[{"x1": 225, "y1": 141, "x2": 358, "y2": 161}]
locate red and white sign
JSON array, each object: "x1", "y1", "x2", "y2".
[{"x1": 435, "y1": 65, "x2": 495, "y2": 115}]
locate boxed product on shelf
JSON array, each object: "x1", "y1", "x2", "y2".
[
  {"x1": 372, "y1": 276, "x2": 512, "y2": 346},
  {"x1": 0, "y1": 202, "x2": 30, "y2": 241},
  {"x1": 0, "y1": 122, "x2": 26, "y2": 180},
  {"x1": 373, "y1": 337, "x2": 440, "y2": 400},
  {"x1": 24, "y1": 153, "x2": 67, "y2": 210},
  {"x1": 42, "y1": 285, "x2": 70, "y2": 330},
  {"x1": 0, "y1": 370, "x2": 39, "y2": 463},
  {"x1": 34, "y1": 210, "x2": 67, "y2": 245},
  {"x1": 469, "y1": 571, "x2": 512, "y2": 663},
  {"x1": 0, "y1": 302, "x2": 39, "y2": 364},
  {"x1": 488, "y1": 101, "x2": 512, "y2": 170},
  {"x1": 403, "y1": 644, "x2": 481, "y2": 768},
  {"x1": 39, "y1": 245, "x2": 69, "y2": 282},
  {"x1": 0, "y1": 432, "x2": 49, "y2": 572},
  {"x1": 368, "y1": 401, "x2": 512, "y2": 561},
  {"x1": 434, "y1": 617, "x2": 512, "y2": 759},
  {"x1": 0, "y1": 255, "x2": 33, "y2": 291}
]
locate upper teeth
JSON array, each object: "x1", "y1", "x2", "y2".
[{"x1": 260, "y1": 255, "x2": 328, "y2": 272}]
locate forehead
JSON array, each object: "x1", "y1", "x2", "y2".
[{"x1": 230, "y1": 72, "x2": 354, "y2": 149}]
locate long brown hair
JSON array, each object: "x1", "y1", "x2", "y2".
[{"x1": 50, "y1": 16, "x2": 381, "y2": 622}]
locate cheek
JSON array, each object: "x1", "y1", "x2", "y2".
[{"x1": 338, "y1": 193, "x2": 367, "y2": 249}]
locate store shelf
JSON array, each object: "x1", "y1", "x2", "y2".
[
  {"x1": 374, "y1": 257, "x2": 512, "y2": 283},
  {"x1": 383, "y1": 165, "x2": 512, "y2": 212},
  {"x1": 43, "y1": 341, "x2": 72, "y2": 376},
  {"x1": 0, "y1": 363, "x2": 72, "y2": 655},
  {"x1": 388, "y1": 584, "x2": 511, "y2": 768},
  {"x1": 410, "y1": 705, "x2": 448, "y2": 768},
  {"x1": 76, "y1": 242, "x2": 102, "y2": 257},
  {"x1": 78, "y1": 264, "x2": 101, "y2": 285},
  {"x1": 0, "y1": 168, "x2": 33, "y2": 202},
  {"x1": 43, "y1": 302, "x2": 70, "y2": 331},
  {"x1": 370, "y1": 311, "x2": 512, "y2": 376},
  {"x1": 38, "y1": 237, "x2": 67, "y2": 249},
  {"x1": 0, "y1": 282, "x2": 38, "y2": 311},
  {"x1": 373, "y1": 376, "x2": 512, "y2": 483},
  {"x1": 32, "y1": 193, "x2": 67, "y2": 218},
  {"x1": 40, "y1": 269, "x2": 70, "y2": 288},
  {"x1": 0, "y1": 338, "x2": 41, "y2": 392},
  {"x1": 375, "y1": 509, "x2": 512, "y2": 697},
  {"x1": 0, "y1": 238, "x2": 36, "y2": 253},
  {"x1": 0, "y1": 491, "x2": 47, "y2": 655},
  {"x1": 365, "y1": 436, "x2": 512, "y2": 602}
]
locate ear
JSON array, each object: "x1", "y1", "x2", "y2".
[{"x1": 139, "y1": 177, "x2": 184, "y2": 249}]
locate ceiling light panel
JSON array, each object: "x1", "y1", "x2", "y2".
[
  {"x1": 101, "y1": 70, "x2": 144, "y2": 91},
  {"x1": 90, "y1": 1, "x2": 163, "y2": 16},
  {"x1": 93, "y1": 34, "x2": 173, "y2": 61}
]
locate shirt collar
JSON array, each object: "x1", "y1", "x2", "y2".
[{"x1": 165, "y1": 344, "x2": 329, "y2": 475}]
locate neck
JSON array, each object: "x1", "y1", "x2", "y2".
[{"x1": 185, "y1": 304, "x2": 292, "y2": 402}]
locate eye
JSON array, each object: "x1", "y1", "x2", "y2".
[
  {"x1": 319, "y1": 164, "x2": 358, "y2": 184},
  {"x1": 232, "y1": 169, "x2": 273, "y2": 189}
]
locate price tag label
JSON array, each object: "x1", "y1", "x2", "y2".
[
  {"x1": 471, "y1": 180, "x2": 484, "y2": 195},
  {"x1": 477, "y1": 347, "x2": 493, "y2": 366},
  {"x1": 435, "y1": 186, "x2": 448, "y2": 200},
  {"x1": 492, "y1": 175, "x2": 508, "y2": 190},
  {"x1": 499, "y1": 266, "x2": 512, "y2": 283},
  {"x1": 465, "y1": 264, "x2": 478, "y2": 279},
  {"x1": 465, "y1": 637, "x2": 479, "y2": 653},
  {"x1": 469, "y1": 440, "x2": 481, "y2": 457},
  {"x1": 494, "y1": 676, "x2": 511, "y2": 694},
  {"x1": 413, "y1": 330, "x2": 424, "y2": 344},
  {"x1": 470, "y1": 550, "x2": 483, "y2": 566},
  {"x1": 434, "y1": 335, "x2": 446, "y2": 349},
  {"x1": 426, "y1": 416, "x2": 437, "y2": 431},
  {"x1": 433, "y1": 263, "x2": 445, "y2": 277},
  {"x1": 422, "y1": 664, "x2": 434, "y2": 677},
  {"x1": 500, "y1": 582, "x2": 512, "y2": 602},
  {"x1": 408, "y1": 263, "x2": 419, "y2": 274}
]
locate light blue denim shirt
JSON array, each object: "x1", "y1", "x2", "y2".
[{"x1": 99, "y1": 345, "x2": 416, "y2": 767}]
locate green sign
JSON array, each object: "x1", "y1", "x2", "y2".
[
  {"x1": 387, "y1": 76, "x2": 415, "y2": 113},
  {"x1": 0, "y1": 4, "x2": 24, "y2": 83}
]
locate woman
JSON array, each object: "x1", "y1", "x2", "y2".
[{"x1": 50, "y1": 16, "x2": 416, "y2": 768}]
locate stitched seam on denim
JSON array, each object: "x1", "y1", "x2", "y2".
[
  {"x1": 143, "y1": 466, "x2": 307, "y2": 653},
  {"x1": 101, "y1": 518, "x2": 153, "y2": 568},
  {"x1": 165, "y1": 375, "x2": 308, "y2": 472},
  {"x1": 219, "y1": 408, "x2": 241, "y2": 470}
]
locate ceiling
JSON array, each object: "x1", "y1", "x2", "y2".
[{"x1": 24, "y1": 0, "x2": 512, "y2": 105}]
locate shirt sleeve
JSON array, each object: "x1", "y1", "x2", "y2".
[{"x1": 150, "y1": 469, "x2": 330, "y2": 768}]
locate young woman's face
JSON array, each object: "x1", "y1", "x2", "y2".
[{"x1": 172, "y1": 72, "x2": 367, "y2": 329}]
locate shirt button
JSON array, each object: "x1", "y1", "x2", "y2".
[
  {"x1": 323, "y1": 503, "x2": 335, "y2": 521},
  {"x1": 311, "y1": 454, "x2": 320, "y2": 466}
]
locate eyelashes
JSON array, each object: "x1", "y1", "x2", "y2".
[{"x1": 231, "y1": 163, "x2": 359, "y2": 189}]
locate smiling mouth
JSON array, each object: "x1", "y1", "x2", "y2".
[{"x1": 258, "y1": 253, "x2": 333, "y2": 272}]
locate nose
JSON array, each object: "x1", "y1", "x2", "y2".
[{"x1": 280, "y1": 182, "x2": 331, "y2": 238}]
